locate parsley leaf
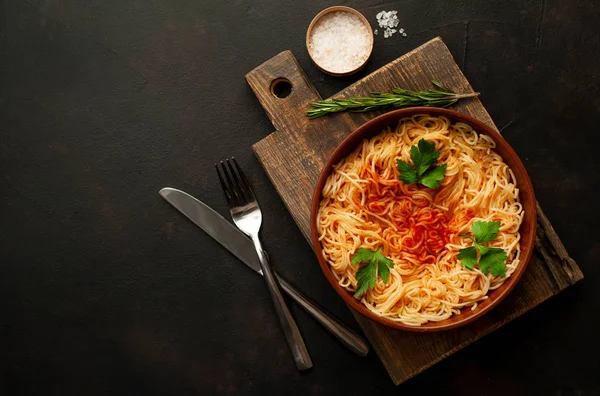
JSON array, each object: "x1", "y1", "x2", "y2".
[
  {"x1": 419, "y1": 164, "x2": 448, "y2": 189},
  {"x1": 412, "y1": 139, "x2": 440, "y2": 176},
  {"x1": 458, "y1": 221, "x2": 507, "y2": 277},
  {"x1": 396, "y1": 139, "x2": 447, "y2": 188},
  {"x1": 355, "y1": 261, "x2": 377, "y2": 298},
  {"x1": 478, "y1": 247, "x2": 508, "y2": 277},
  {"x1": 472, "y1": 221, "x2": 500, "y2": 243},
  {"x1": 377, "y1": 254, "x2": 393, "y2": 284},
  {"x1": 396, "y1": 159, "x2": 418, "y2": 184},
  {"x1": 351, "y1": 248, "x2": 376, "y2": 265},
  {"x1": 457, "y1": 246, "x2": 477, "y2": 270},
  {"x1": 351, "y1": 248, "x2": 393, "y2": 298}
]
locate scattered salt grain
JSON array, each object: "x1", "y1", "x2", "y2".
[
  {"x1": 308, "y1": 11, "x2": 373, "y2": 74},
  {"x1": 375, "y1": 10, "x2": 406, "y2": 39}
]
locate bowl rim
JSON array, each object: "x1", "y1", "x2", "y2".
[
  {"x1": 305, "y1": 6, "x2": 374, "y2": 77},
  {"x1": 309, "y1": 107, "x2": 537, "y2": 332}
]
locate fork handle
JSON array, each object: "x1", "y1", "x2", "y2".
[{"x1": 251, "y1": 235, "x2": 313, "y2": 371}]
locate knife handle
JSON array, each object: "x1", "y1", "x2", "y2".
[{"x1": 275, "y1": 273, "x2": 370, "y2": 357}]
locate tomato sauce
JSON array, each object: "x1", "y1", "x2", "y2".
[{"x1": 362, "y1": 170, "x2": 452, "y2": 264}]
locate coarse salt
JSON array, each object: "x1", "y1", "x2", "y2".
[
  {"x1": 375, "y1": 10, "x2": 406, "y2": 39},
  {"x1": 308, "y1": 11, "x2": 373, "y2": 74}
]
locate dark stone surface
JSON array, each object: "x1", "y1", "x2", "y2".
[{"x1": 1, "y1": 0, "x2": 599, "y2": 394}]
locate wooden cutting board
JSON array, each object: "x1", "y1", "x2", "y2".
[{"x1": 246, "y1": 37, "x2": 583, "y2": 385}]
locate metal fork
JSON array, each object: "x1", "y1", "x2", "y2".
[{"x1": 216, "y1": 158, "x2": 313, "y2": 371}]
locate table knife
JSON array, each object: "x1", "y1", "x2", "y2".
[{"x1": 159, "y1": 187, "x2": 369, "y2": 357}]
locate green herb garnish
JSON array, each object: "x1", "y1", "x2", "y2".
[
  {"x1": 351, "y1": 248, "x2": 394, "y2": 298},
  {"x1": 306, "y1": 81, "x2": 480, "y2": 119},
  {"x1": 458, "y1": 221, "x2": 508, "y2": 277},
  {"x1": 396, "y1": 139, "x2": 447, "y2": 189}
]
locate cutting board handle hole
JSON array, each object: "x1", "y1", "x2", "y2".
[{"x1": 270, "y1": 78, "x2": 292, "y2": 98}]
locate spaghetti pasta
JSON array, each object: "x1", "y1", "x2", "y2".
[{"x1": 317, "y1": 115, "x2": 523, "y2": 326}]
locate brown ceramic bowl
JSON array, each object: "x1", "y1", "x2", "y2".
[{"x1": 310, "y1": 107, "x2": 537, "y2": 332}]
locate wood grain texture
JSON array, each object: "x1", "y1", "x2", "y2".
[{"x1": 246, "y1": 37, "x2": 584, "y2": 385}]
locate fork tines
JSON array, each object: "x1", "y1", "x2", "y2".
[{"x1": 215, "y1": 158, "x2": 256, "y2": 207}]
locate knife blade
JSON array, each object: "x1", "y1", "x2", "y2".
[
  {"x1": 160, "y1": 187, "x2": 263, "y2": 275},
  {"x1": 159, "y1": 187, "x2": 369, "y2": 357}
]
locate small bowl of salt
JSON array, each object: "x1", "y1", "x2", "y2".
[{"x1": 306, "y1": 6, "x2": 374, "y2": 76}]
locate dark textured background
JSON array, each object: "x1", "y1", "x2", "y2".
[{"x1": 1, "y1": 0, "x2": 599, "y2": 395}]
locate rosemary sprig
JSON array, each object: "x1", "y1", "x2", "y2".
[{"x1": 306, "y1": 81, "x2": 480, "y2": 119}]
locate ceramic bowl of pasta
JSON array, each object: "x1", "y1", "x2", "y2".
[{"x1": 310, "y1": 107, "x2": 536, "y2": 332}]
